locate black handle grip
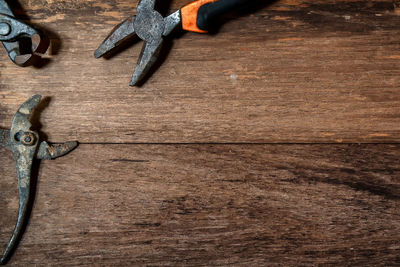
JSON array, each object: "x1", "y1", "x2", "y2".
[{"x1": 197, "y1": 0, "x2": 248, "y2": 31}]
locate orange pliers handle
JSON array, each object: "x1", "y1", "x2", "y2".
[
  {"x1": 181, "y1": 0, "x2": 247, "y2": 33},
  {"x1": 181, "y1": 0, "x2": 218, "y2": 33}
]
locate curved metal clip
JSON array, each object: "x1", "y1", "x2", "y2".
[
  {"x1": 0, "y1": 0, "x2": 48, "y2": 66},
  {"x1": 0, "y1": 95, "x2": 78, "y2": 264}
]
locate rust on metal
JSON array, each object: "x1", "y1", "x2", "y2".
[
  {"x1": 0, "y1": 95, "x2": 78, "y2": 265},
  {"x1": 0, "y1": 0, "x2": 49, "y2": 66}
]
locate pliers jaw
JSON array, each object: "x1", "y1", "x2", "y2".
[
  {"x1": 0, "y1": 1, "x2": 48, "y2": 66},
  {"x1": 94, "y1": 15, "x2": 137, "y2": 59},
  {"x1": 0, "y1": 95, "x2": 78, "y2": 265}
]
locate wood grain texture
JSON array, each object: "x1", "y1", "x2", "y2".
[
  {"x1": 1, "y1": 144, "x2": 399, "y2": 265},
  {"x1": 0, "y1": 0, "x2": 399, "y2": 143},
  {"x1": 0, "y1": 0, "x2": 399, "y2": 265}
]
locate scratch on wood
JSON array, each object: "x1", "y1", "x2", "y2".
[
  {"x1": 110, "y1": 159, "x2": 150, "y2": 163},
  {"x1": 277, "y1": 37, "x2": 304, "y2": 42}
]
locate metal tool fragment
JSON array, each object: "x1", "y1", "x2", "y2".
[
  {"x1": 0, "y1": 0, "x2": 48, "y2": 66},
  {"x1": 0, "y1": 95, "x2": 77, "y2": 265}
]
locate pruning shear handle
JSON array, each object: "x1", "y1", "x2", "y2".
[{"x1": 0, "y1": 95, "x2": 77, "y2": 265}]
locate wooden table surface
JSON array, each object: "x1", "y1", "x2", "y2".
[{"x1": 1, "y1": 0, "x2": 399, "y2": 265}]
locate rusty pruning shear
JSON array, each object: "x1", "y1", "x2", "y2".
[
  {"x1": 0, "y1": 0, "x2": 48, "y2": 66},
  {"x1": 95, "y1": 0, "x2": 248, "y2": 86},
  {"x1": 0, "y1": 95, "x2": 77, "y2": 265}
]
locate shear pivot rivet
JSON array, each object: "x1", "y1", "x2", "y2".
[{"x1": 21, "y1": 132, "x2": 36, "y2": 146}]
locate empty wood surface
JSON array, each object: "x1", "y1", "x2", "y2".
[
  {"x1": 0, "y1": 0, "x2": 399, "y2": 143},
  {"x1": 0, "y1": 0, "x2": 399, "y2": 266},
  {"x1": 1, "y1": 144, "x2": 399, "y2": 265}
]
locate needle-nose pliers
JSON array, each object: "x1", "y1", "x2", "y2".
[{"x1": 95, "y1": 0, "x2": 247, "y2": 86}]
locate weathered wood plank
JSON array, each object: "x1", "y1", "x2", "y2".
[
  {"x1": 0, "y1": 0, "x2": 399, "y2": 143},
  {"x1": 1, "y1": 144, "x2": 399, "y2": 265}
]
